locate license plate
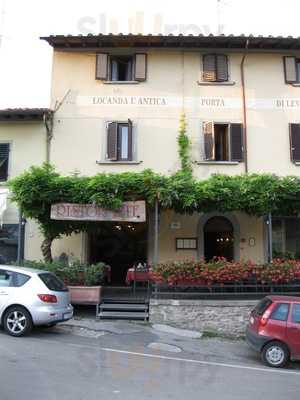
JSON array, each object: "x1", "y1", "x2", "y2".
[{"x1": 63, "y1": 312, "x2": 73, "y2": 320}]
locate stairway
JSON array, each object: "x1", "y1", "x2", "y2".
[{"x1": 98, "y1": 299, "x2": 149, "y2": 321}]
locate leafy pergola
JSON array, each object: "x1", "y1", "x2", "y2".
[{"x1": 8, "y1": 163, "x2": 300, "y2": 261}]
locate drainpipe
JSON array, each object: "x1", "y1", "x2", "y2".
[
  {"x1": 240, "y1": 38, "x2": 250, "y2": 173},
  {"x1": 43, "y1": 110, "x2": 54, "y2": 163},
  {"x1": 267, "y1": 212, "x2": 273, "y2": 263}
]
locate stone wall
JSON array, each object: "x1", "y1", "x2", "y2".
[{"x1": 149, "y1": 299, "x2": 258, "y2": 336}]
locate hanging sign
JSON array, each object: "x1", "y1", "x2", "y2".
[{"x1": 50, "y1": 201, "x2": 146, "y2": 222}]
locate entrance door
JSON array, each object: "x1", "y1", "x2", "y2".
[
  {"x1": 89, "y1": 222, "x2": 147, "y2": 286},
  {"x1": 204, "y1": 216, "x2": 234, "y2": 261}
]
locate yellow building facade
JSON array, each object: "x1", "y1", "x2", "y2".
[{"x1": 1, "y1": 34, "x2": 300, "y2": 284}]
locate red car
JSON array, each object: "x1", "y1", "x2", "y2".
[{"x1": 246, "y1": 295, "x2": 300, "y2": 367}]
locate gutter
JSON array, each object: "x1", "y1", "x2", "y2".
[
  {"x1": 43, "y1": 110, "x2": 54, "y2": 163},
  {"x1": 241, "y1": 38, "x2": 250, "y2": 173}
]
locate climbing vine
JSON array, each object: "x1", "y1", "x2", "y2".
[{"x1": 177, "y1": 113, "x2": 192, "y2": 175}]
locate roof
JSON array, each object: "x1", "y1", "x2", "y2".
[
  {"x1": 40, "y1": 33, "x2": 300, "y2": 51},
  {"x1": 0, "y1": 108, "x2": 51, "y2": 122},
  {"x1": 268, "y1": 295, "x2": 300, "y2": 302}
]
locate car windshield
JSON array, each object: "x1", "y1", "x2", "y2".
[{"x1": 38, "y1": 273, "x2": 67, "y2": 292}]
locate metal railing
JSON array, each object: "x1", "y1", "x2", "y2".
[{"x1": 152, "y1": 282, "x2": 300, "y2": 300}]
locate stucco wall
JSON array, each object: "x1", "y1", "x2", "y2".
[
  {"x1": 158, "y1": 210, "x2": 264, "y2": 264},
  {"x1": 0, "y1": 122, "x2": 46, "y2": 228},
  {"x1": 50, "y1": 50, "x2": 300, "y2": 177}
]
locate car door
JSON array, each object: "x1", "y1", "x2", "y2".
[
  {"x1": 0, "y1": 269, "x2": 14, "y2": 315},
  {"x1": 287, "y1": 303, "x2": 300, "y2": 359}
]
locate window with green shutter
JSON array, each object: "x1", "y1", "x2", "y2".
[
  {"x1": 0, "y1": 143, "x2": 9, "y2": 181},
  {"x1": 202, "y1": 54, "x2": 228, "y2": 82},
  {"x1": 106, "y1": 121, "x2": 133, "y2": 161},
  {"x1": 203, "y1": 122, "x2": 243, "y2": 162}
]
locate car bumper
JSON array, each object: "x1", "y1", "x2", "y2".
[
  {"x1": 31, "y1": 304, "x2": 74, "y2": 325},
  {"x1": 246, "y1": 326, "x2": 270, "y2": 352}
]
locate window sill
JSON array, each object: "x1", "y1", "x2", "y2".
[
  {"x1": 292, "y1": 83, "x2": 300, "y2": 87},
  {"x1": 197, "y1": 81, "x2": 236, "y2": 86},
  {"x1": 294, "y1": 162, "x2": 300, "y2": 165},
  {"x1": 197, "y1": 161, "x2": 240, "y2": 165},
  {"x1": 103, "y1": 81, "x2": 140, "y2": 85},
  {"x1": 96, "y1": 160, "x2": 143, "y2": 165}
]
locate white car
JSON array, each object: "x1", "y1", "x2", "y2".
[{"x1": 0, "y1": 265, "x2": 73, "y2": 337}]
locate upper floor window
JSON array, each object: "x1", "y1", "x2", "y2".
[
  {"x1": 106, "y1": 120, "x2": 133, "y2": 161},
  {"x1": 202, "y1": 54, "x2": 228, "y2": 82},
  {"x1": 203, "y1": 122, "x2": 243, "y2": 162},
  {"x1": 289, "y1": 123, "x2": 300, "y2": 162},
  {"x1": 96, "y1": 53, "x2": 147, "y2": 82},
  {"x1": 0, "y1": 143, "x2": 9, "y2": 181},
  {"x1": 284, "y1": 56, "x2": 300, "y2": 84}
]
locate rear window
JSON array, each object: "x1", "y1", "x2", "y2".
[
  {"x1": 270, "y1": 303, "x2": 289, "y2": 321},
  {"x1": 39, "y1": 273, "x2": 67, "y2": 292},
  {"x1": 254, "y1": 298, "x2": 273, "y2": 316}
]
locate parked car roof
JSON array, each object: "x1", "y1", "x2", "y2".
[
  {"x1": 267, "y1": 295, "x2": 300, "y2": 302},
  {"x1": 1, "y1": 265, "x2": 48, "y2": 275}
]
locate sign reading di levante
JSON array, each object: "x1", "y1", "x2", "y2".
[{"x1": 50, "y1": 201, "x2": 146, "y2": 222}]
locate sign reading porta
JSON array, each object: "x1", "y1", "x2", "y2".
[{"x1": 50, "y1": 201, "x2": 146, "y2": 222}]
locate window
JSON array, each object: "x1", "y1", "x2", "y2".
[
  {"x1": 202, "y1": 54, "x2": 228, "y2": 82},
  {"x1": 272, "y1": 217, "x2": 300, "y2": 259},
  {"x1": 203, "y1": 122, "x2": 243, "y2": 162},
  {"x1": 254, "y1": 298, "x2": 273, "y2": 316},
  {"x1": 96, "y1": 53, "x2": 147, "y2": 82},
  {"x1": 0, "y1": 269, "x2": 12, "y2": 287},
  {"x1": 289, "y1": 123, "x2": 300, "y2": 162},
  {"x1": 270, "y1": 303, "x2": 289, "y2": 321},
  {"x1": 106, "y1": 120, "x2": 133, "y2": 162},
  {"x1": 39, "y1": 273, "x2": 67, "y2": 292},
  {"x1": 0, "y1": 224, "x2": 18, "y2": 264},
  {"x1": 284, "y1": 56, "x2": 300, "y2": 84},
  {"x1": 0, "y1": 143, "x2": 9, "y2": 181},
  {"x1": 110, "y1": 56, "x2": 133, "y2": 81},
  {"x1": 292, "y1": 304, "x2": 300, "y2": 323}
]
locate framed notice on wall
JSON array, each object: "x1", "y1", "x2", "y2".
[{"x1": 176, "y1": 238, "x2": 198, "y2": 250}]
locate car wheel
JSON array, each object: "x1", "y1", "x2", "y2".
[
  {"x1": 3, "y1": 306, "x2": 33, "y2": 337},
  {"x1": 261, "y1": 341, "x2": 289, "y2": 368}
]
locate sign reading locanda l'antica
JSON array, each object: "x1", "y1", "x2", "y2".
[{"x1": 50, "y1": 201, "x2": 146, "y2": 222}]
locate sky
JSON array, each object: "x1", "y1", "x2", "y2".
[{"x1": 0, "y1": 0, "x2": 300, "y2": 108}]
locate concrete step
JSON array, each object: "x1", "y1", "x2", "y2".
[
  {"x1": 98, "y1": 311, "x2": 149, "y2": 320},
  {"x1": 100, "y1": 303, "x2": 148, "y2": 311}
]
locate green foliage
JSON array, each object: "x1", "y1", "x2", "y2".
[
  {"x1": 177, "y1": 113, "x2": 192, "y2": 175},
  {"x1": 8, "y1": 164, "x2": 300, "y2": 243},
  {"x1": 17, "y1": 259, "x2": 107, "y2": 286}
]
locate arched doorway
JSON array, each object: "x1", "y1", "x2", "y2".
[{"x1": 204, "y1": 216, "x2": 234, "y2": 261}]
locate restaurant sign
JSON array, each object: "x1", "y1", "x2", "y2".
[{"x1": 50, "y1": 201, "x2": 146, "y2": 222}]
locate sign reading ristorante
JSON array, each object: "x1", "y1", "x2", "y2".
[{"x1": 50, "y1": 201, "x2": 146, "y2": 222}]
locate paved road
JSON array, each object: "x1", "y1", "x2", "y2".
[{"x1": 0, "y1": 325, "x2": 300, "y2": 400}]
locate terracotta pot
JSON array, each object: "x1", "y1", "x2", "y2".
[{"x1": 68, "y1": 286, "x2": 102, "y2": 305}]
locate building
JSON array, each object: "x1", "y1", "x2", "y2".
[{"x1": 2, "y1": 34, "x2": 300, "y2": 284}]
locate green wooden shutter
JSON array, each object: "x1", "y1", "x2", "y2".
[
  {"x1": 134, "y1": 54, "x2": 147, "y2": 81},
  {"x1": 203, "y1": 55, "x2": 216, "y2": 82},
  {"x1": 106, "y1": 122, "x2": 118, "y2": 160},
  {"x1": 216, "y1": 55, "x2": 228, "y2": 81},
  {"x1": 283, "y1": 57, "x2": 297, "y2": 83},
  {"x1": 0, "y1": 143, "x2": 9, "y2": 181},
  {"x1": 203, "y1": 121, "x2": 215, "y2": 160},
  {"x1": 96, "y1": 53, "x2": 108, "y2": 80},
  {"x1": 289, "y1": 123, "x2": 300, "y2": 162},
  {"x1": 127, "y1": 119, "x2": 133, "y2": 161},
  {"x1": 230, "y1": 124, "x2": 244, "y2": 161}
]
